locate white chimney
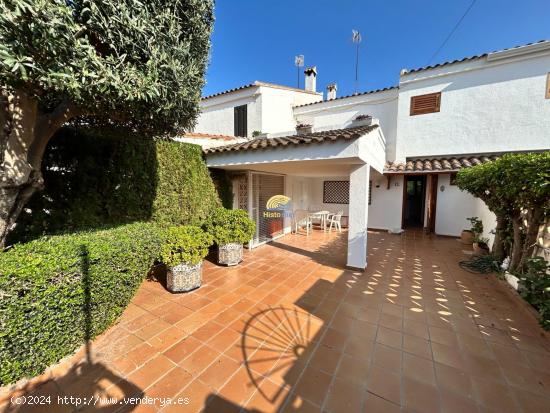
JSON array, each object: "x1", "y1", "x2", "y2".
[
  {"x1": 304, "y1": 66, "x2": 317, "y2": 92},
  {"x1": 327, "y1": 83, "x2": 337, "y2": 100}
]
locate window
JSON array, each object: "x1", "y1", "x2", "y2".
[
  {"x1": 368, "y1": 180, "x2": 372, "y2": 205},
  {"x1": 323, "y1": 181, "x2": 349, "y2": 204},
  {"x1": 449, "y1": 172, "x2": 458, "y2": 185},
  {"x1": 234, "y1": 105, "x2": 247, "y2": 137},
  {"x1": 546, "y1": 73, "x2": 550, "y2": 99},
  {"x1": 410, "y1": 92, "x2": 441, "y2": 116}
]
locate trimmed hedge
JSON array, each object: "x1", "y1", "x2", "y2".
[
  {"x1": 0, "y1": 223, "x2": 164, "y2": 385},
  {"x1": 205, "y1": 208, "x2": 256, "y2": 245},
  {"x1": 10, "y1": 127, "x2": 220, "y2": 243}
]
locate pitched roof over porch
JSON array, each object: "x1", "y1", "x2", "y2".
[{"x1": 204, "y1": 123, "x2": 386, "y2": 271}]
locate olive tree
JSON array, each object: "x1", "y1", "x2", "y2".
[
  {"x1": 456, "y1": 152, "x2": 550, "y2": 272},
  {"x1": 0, "y1": 0, "x2": 214, "y2": 246}
]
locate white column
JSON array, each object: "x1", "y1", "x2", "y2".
[{"x1": 347, "y1": 163, "x2": 370, "y2": 270}]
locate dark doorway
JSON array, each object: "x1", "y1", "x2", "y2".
[{"x1": 403, "y1": 175, "x2": 426, "y2": 228}]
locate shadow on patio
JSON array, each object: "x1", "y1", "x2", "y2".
[{"x1": 2, "y1": 231, "x2": 549, "y2": 412}]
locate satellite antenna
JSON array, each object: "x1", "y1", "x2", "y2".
[
  {"x1": 352, "y1": 30, "x2": 362, "y2": 94},
  {"x1": 295, "y1": 54, "x2": 304, "y2": 88}
]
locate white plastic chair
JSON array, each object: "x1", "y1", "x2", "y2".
[
  {"x1": 328, "y1": 211, "x2": 343, "y2": 233},
  {"x1": 293, "y1": 209, "x2": 312, "y2": 235}
]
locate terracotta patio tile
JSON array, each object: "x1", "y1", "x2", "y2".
[
  {"x1": 363, "y1": 392, "x2": 401, "y2": 413},
  {"x1": 324, "y1": 377, "x2": 364, "y2": 413},
  {"x1": 217, "y1": 366, "x2": 258, "y2": 407},
  {"x1": 403, "y1": 352, "x2": 436, "y2": 386},
  {"x1": 145, "y1": 365, "x2": 193, "y2": 399},
  {"x1": 180, "y1": 344, "x2": 220, "y2": 376},
  {"x1": 434, "y1": 362, "x2": 475, "y2": 399},
  {"x1": 198, "y1": 354, "x2": 241, "y2": 391},
  {"x1": 372, "y1": 343, "x2": 402, "y2": 373},
  {"x1": 512, "y1": 387, "x2": 550, "y2": 413},
  {"x1": 292, "y1": 365, "x2": 332, "y2": 406},
  {"x1": 309, "y1": 345, "x2": 341, "y2": 375},
  {"x1": 439, "y1": 385, "x2": 481, "y2": 413},
  {"x1": 243, "y1": 378, "x2": 290, "y2": 413},
  {"x1": 471, "y1": 377, "x2": 520, "y2": 413},
  {"x1": 190, "y1": 320, "x2": 225, "y2": 343},
  {"x1": 148, "y1": 325, "x2": 187, "y2": 353},
  {"x1": 126, "y1": 354, "x2": 175, "y2": 389},
  {"x1": 375, "y1": 326, "x2": 403, "y2": 349},
  {"x1": 403, "y1": 333, "x2": 432, "y2": 360},
  {"x1": 402, "y1": 376, "x2": 440, "y2": 413},
  {"x1": 280, "y1": 393, "x2": 323, "y2": 412},
  {"x1": 431, "y1": 341, "x2": 466, "y2": 370},
  {"x1": 163, "y1": 335, "x2": 203, "y2": 364},
  {"x1": 164, "y1": 379, "x2": 212, "y2": 413},
  {"x1": 366, "y1": 364, "x2": 401, "y2": 405}
]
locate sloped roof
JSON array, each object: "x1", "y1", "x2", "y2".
[
  {"x1": 401, "y1": 40, "x2": 549, "y2": 75},
  {"x1": 384, "y1": 155, "x2": 499, "y2": 173},
  {"x1": 201, "y1": 81, "x2": 322, "y2": 101},
  {"x1": 204, "y1": 125, "x2": 378, "y2": 154},
  {"x1": 184, "y1": 132, "x2": 239, "y2": 141},
  {"x1": 293, "y1": 86, "x2": 398, "y2": 109}
]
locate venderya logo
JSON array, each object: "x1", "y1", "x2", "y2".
[{"x1": 264, "y1": 195, "x2": 293, "y2": 218}]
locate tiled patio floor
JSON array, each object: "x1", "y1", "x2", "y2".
[{"x1": 2, "y1": 230, "x2": 550, "y2": 413}]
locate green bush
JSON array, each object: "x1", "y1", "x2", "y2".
[
  {"x1": 161, "y1": 226, "x2": 213, "y2": 267},
  {"x1": 205, "y1": 208, "x2": 256, "y2": 246},
  {"x1": 520, "y1": 257, "x2": 550, "y2": 330},
  {"x1": 10, "y1": 127, "x2": 220, "y2": 243},
  {"x1": 0, "y1": 223, "x2": 164, "y2": 385}
]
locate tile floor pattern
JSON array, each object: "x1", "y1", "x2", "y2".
[{"x1": 2, "y1": 230, "x2": 550, "y2": 413}]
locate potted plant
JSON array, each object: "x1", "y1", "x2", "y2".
[
  {"x1": 467, "y1": 217, "x2": 490, "y2": 255},
  {"x1": 161, "y1": 226, "x2": 213, "y2": 293},
  {"x1": 206, "y1": 208, "x2": 256, "y2": 266}
]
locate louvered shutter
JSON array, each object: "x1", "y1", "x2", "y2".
[{"x1": 410, "y1": 92, "x2": 441, "y2": 115}]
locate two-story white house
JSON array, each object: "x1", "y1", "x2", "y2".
[{"x1": 198, "y1": 40, "x2": 550, "y2": 270}]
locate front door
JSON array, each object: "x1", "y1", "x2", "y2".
[{"x1": 403, "y1": 175, "x2": 426, "y2": 228}]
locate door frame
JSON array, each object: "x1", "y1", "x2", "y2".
[
  {"x1": 425, "y1": 174, "x2": 438, "y2": 233},
  {"x1": 401, "y1": 174, "x2": 428, "y2": 229}
]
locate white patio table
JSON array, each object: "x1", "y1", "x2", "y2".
[{"x1": 308, "y1": 210, "x2": 331, "y2": 231}]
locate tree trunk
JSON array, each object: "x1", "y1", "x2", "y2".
[
  {"x1": 0, "y1": 88, "x2": 80, "y2": 248},
  {"x1": 491, "y1": 213, "x2": 506, "y2": 262},
  {"x1": 518, "y1": 207, "x2": 545, "y2": 271},
  {"x1": 509, "y1": 214, "x2": 524, "y2": 272}
]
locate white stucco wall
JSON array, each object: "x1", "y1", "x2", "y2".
[
  {"x1": 396, "y1": 50, "x2": 550, "y2": 161},
  {"x1": 368, "y1": 172, "x2": 403, "y2": 231},
  {"x1": 259, "y1": 86, "x2": 322, "y2": 135},
  {"x1": 434, "y1": 174, "x2": 496, "y2": 239},
  {"x1": 293, "y1": 89, "x2": 399, "y2": 161},
  {"x1": 195, "y1": 84, "x2": 321, "y2": 138}
]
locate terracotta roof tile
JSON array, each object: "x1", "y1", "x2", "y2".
[
  {"x1": 204, "y1": 125, "x2": 378, "y2": 154},
  {"x1": 184, "y1": 132, "x2": 239, "y2": 141},
  {"x1": 401, "y1": 40, "x2": 549, "y2": 75},
  {"x1": 384, "y1": 155, "x2": 500, "y2": 174},
  {"x1": 293, "y1": 86, "x2": 398, "y2": 108}
]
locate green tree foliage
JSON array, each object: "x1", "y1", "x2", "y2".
[
  {"x1": 456, "y1": 152, "x2": 550, "y2": 272},
  {"x1": 10, "y1": 127, "x2": 220, "y2": 244},
  {"x1": 0, "y1": 0, "x2": 214, "y2": 245}
]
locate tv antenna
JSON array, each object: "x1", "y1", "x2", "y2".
[
  {"x1": 352, "y1": 30, "x2": 362, "y2": 94},
  {"x1": 295, "y1": 54, "x2": 304, "y2": 88}
]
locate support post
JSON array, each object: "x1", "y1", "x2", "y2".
[{"x1": 347, "y1": 163, "x2": 370, "y2": 270}]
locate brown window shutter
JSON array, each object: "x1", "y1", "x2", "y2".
[
  {"x1": 410, "y1": 92, "x2": 441, "y2": 115},
  {"x1": 546, "y1": 73, "x2": 550, "y2": 99}
]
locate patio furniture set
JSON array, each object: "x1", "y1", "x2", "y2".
[{"x1": 292, "y1": 208, "x2": 343, "y2": 235}]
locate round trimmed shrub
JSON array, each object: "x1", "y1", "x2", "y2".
[
  {"x1": 160, "y1": 226, "x2": 213, "y2": 267},
  {"x1": 205, "y1": 208, "x2": 256, "y2": 246}
]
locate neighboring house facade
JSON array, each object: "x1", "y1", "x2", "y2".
[{"x1": 198, "y1": 40, "x2": 550, "y2": 269}]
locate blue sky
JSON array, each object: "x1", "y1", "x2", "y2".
[{"x1": 203, "y1": 0, "x2": 550, "y2": 98}]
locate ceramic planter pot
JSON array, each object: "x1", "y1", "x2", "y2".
[
  {"x1": 167, "y1": 261, "x2": 202, "y2": 293},
  {"x1": 218, "y1": 243, "x2": 243, "y2": 266},
  {"x1": 460, "y1": 230, "x2": 474, "y2": 245}
]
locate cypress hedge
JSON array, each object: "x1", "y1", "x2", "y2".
[
  {"x1": 0, "y1": 223, "x2": 164, "y2": 385},
  {"x1": 11, "y1": 127, "x2": 220, "y2": 243}
]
